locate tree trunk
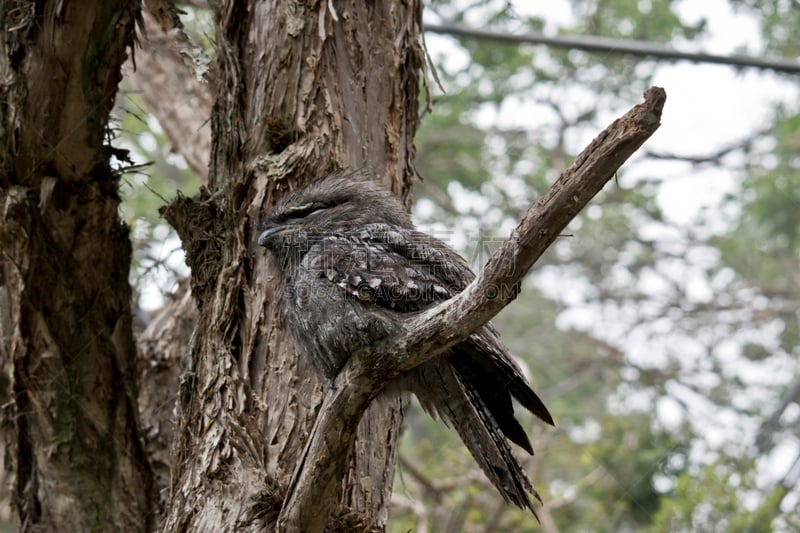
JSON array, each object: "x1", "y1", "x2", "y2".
[
  {"x1": 0, "y1": 2, "x2": 152, "y2": 531},
  {"x1": 160, "y1": 1, "x2": 424, "y2": 531}
]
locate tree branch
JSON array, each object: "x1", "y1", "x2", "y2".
[
  {"x1": 756, "y1": 376, "x2": 800, "y2": 453},
  {"x1": 425, "y1": 23, "x2": 800, "y2": 74},
  {"x1": 644, "y1": 126, "x2": 771, "y2": 166},
  {"x1": 277, "y1": 87, "x2": 666, "y2": 532}
]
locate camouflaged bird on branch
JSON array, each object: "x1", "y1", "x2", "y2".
[{"x1": 259, "y1": 171, "x2": 554, "y2": 515}]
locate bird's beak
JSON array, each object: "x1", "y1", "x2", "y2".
[{"x1": 257, "y1": 225, "x2": 285, "y2": 247}]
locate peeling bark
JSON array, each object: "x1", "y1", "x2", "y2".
[
  {"x1": 160, "y1": 2, "x2": 424, "y2": 531},
  {"x1": 0, "y1": 2, "x2": 152, "y2": 531}
]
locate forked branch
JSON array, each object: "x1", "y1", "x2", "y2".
[{"x1": 277, "y1": 87, "x2": 667, "y2": 533}]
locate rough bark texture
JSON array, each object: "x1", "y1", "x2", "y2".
[
  {"x1": 136, "y1": 279, "x2": 196, "y2": 520},
  {"x1": 0, "y1": 2, "x2": 152, "y2": 531},
  {"x1": 160, "y1": 2, "x2": 424, "y2": 531}
]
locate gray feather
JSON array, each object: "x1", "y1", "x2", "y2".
[{"x1": 258, "y1": 171, "x2": 553, "y2": 514}]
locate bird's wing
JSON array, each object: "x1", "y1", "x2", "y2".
[
  {"x1": 306, "y1": 224, "x2": 554, "y2": 437},
  {"x1": 306, "y1": 224, "x2": 469, "y2": 312},
  {"x1": 347, "y1": 224, "x2": 555, "y2": 428}
]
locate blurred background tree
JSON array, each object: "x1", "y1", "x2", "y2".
[{"x1": 97, "y1": 1, "x2": 798, "y2": 531}]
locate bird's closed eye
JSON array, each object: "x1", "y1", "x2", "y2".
[{"x1": 280, "y1": 202, "x2": 329, "y2": 220}]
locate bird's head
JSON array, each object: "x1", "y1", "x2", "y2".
[{"x1": 257, "y1": 171, "x2": 413, "y2": 259}]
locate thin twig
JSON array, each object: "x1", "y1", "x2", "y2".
[{"x1": 425, "y1": 23, "x2": 800, "y2": 74}]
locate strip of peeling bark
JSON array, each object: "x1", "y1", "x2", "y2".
[
  {"x1": 278, "y1": 87, "x2": 667, "y2": 533},
  {"x1": 0, "y1": 2, "x2": 153, "y2": 531}
]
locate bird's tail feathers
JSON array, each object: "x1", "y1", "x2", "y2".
[
  {"x1": 463, "y1": 334, "x2": 555, "y2": 427},
  {"x1": 409, "y1": 361, "x2": 541, "y2": 518}
]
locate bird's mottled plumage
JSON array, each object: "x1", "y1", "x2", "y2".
[{"x1": 258, "y1": 171, "x2": 553, "y2": 515}]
